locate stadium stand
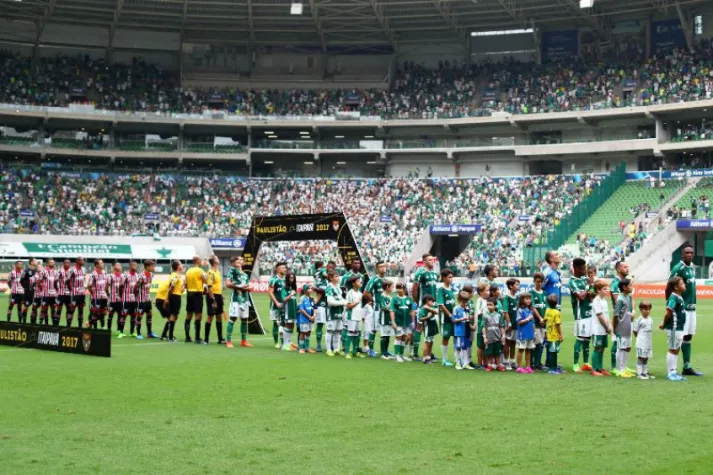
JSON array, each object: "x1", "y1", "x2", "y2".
[
  {"x1": 1, "y1": 39, "x2": 712, "y2": 118},
  {"x1": 0, "y1": 168, "x2": 602, "y2": 276}
]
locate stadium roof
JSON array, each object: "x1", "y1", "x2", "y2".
[{"x1": 0, "y1": 0, "x2": 704, "y2": 51}]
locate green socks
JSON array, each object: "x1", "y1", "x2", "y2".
[
  {"x1": 582, "y1": 340, "x2": 590, "y2": 364},
  {"x1": 240, "y1": 320, "x2": 248, "y2": 341},
  {"x1": 341, "y1": 328, "x2": 348, "y2": 352},
  {"x1": 272, "y1": 323, "x2": 279, "y2": 344},
  {"x1": 226, "y1": 320, "x2": 234, "y2": 342},
  {"x1": 380, "y1": 336, "x2": 388, "y2": 354},
  {"x1": 592, "y1": 350, "x2": 603, "y2": 371},
  {"x1": 610, "y1": 340, "x2": 618, "y2": 369},
  {"x1": 368, "y1": 332, "x2": 376, "y2": 351},
  {"x1": 316, "y1": 323, "x2": 324, "y2": 347},
  {"x1": 413, "y1": 331, "x2": 421, "y2": 357},
  {"x1": 682, "y1": 341, "x2": 692, "y2": 369},
  {"x1": 573, "y1": 340, "x2": 581, "y2": 364},
  {"x1": 351, "y1": 335, "x2": 360, "y2": 355}
]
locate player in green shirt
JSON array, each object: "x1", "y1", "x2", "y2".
[
  {"x1": 411, "y1": 253, "x2": 439, "y2": 361},
  {"x1": 389, "y1": 282, "x2": 415, "y2": 363},
  {"x1": 668, "y1": 243, "x2": 703, "y2": 376},
  {"x1": 225, "y1": 256, "x2": 252, "y2": 348},
  {"x1": 311, "y1": 260, "x2": 334, "y2": 352},
  {"x1": 268, "y1": 262, "x2": 288, "y2": 349},
  {"x1": 379, "y1": 280, "x2": 394, "y2": 359},
  {"x1": 609, "y1": 261, "x2": 629, "y2": 373},
  {"x1": 417, "y1": 295, "x2": 439, "y2": 363},
  {"x1": 569, "y1": 258, "x2": 593, "y2": 372},
  {"x1": 364, "y1": 261, "x2": 386, "y2": 357},
  {"x1": 530, "y1": 272, "x2": 547, "y2": 370},
  {"x1": 325, "y1": 270, "x2": 347, "y2": 356},
  {"x1": 502, "y1": 278, "x2": 520, "y2": 370},
  {"x1": 340, "y1": 259, "x2": 368, "y2": 353},
  {"x1": 437, "y1": 268, "x2": 456, "y2": 367},
  {"x1": 281, "y1": 271, "x2": 299, "y2": 351},
  {"x1": 662, "y1": 276, "x2": 688, "y2": 381}
]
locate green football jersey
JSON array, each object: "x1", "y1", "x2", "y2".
[
  {"x1": 437, "y1": 285, "x2": 455, "y2": 322},
  {"x1": 268, "y1": 275, "x2": 287, "y2": 310},
  {"x1": 610, "y1": 276, "x2": 622, "y2": 307},
  {"x1": 418, "y1": 306, "x2": 437, "y2": 322},
  {"x1": 325, "y1": 284, "x2": 344, "y2": 320},
  {"x1": 415, "y1": 269, "x2": 439, "y2": 304},
  {"x1": 285, "y1": 293, "x2": 298, "y2": 320},
  {"x1": 390, "y1": 295, "x2": 413, "y2": 327},
  {"x1": 669, "y1": 262, "x2": 696, "y2": 309},
  {"x1": 569, "y1": 276, "x2": 593, "y2": 320},
  {"x1": 380, "y1": 293, "x2": 393, "y2": 326},
  {"x1": 227, "y1": 268, "x2": 250, "y2": 303},
  {"x1": 530, "y1": 289, "x2": 547, "y2": 327},
  {"x1": 502, "y1": 293, "x2": 519, "y2": 325},
  {"x1": 665, "y1": 293, "x2": 687, "y2": 331},
  {"x1": 364, "y1": 275, "x2": 385, "y2": 311},
  {"x1": 313, "y1": 268, "x2": 328, "y2": 309}
]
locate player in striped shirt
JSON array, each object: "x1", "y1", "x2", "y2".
[
  {"x1": 66, "y1": 257, "x2": 87, "y2": 328},
  {"x1": 29, "y1": 263, "x2": 44, "y2": 324},
  {"x1": 134, "y1": 260, "x2": 157, "y2": 339},
  {"x1": 6, "y1": 261, "x2": 24, "y2": 322},
  {"x1": 105, "y1": 262, "x2": 124, "y2": 334},
  {"x1": 87, "y1": 260, "x2": 109, "y2": 330},
  {"x1": 57, "y1": 259, "x2": 72, "y2": 325},
  {"x1": 118, "y1": 260, "x2": 140, "y2": 338},
  {"x1": 39, "y1": 259, "x2": 61, "y2": 326}
]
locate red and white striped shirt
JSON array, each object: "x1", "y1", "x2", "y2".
[
  {"x1": 31, "y1": 273, "x2": 44, "y2": 296},
  {"x1": 107, "y1": 272, "x2": 123, "y2": 303},
  {"x1": 67, "y1": 265, "x2": 86, "y2": 296},
  {"x1": 58, "y1": 267, "x2": 71, "y2": 296},
  {"x1": 40, "y1": 269, "x2": 60, "y2": 297},
  {"x1": 88, "y1": 270, "x2": 108, "y2": 300},
  {"x1": 8, "y1": 270, "x2": 24, "y2": 294},
  {"x1": 121, "y1": 271, "x2": 139, "y2": 303},
  {"x1": 136, "y1": 271, "x2": 153, "y2": 303}
]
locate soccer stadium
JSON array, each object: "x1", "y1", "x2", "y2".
[{"x1": 2, "y1": 0, "x2": 713, "y2": 472}]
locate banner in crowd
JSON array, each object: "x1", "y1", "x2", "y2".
[
  {"x1": 622, "y1": 79, "x2": 638, "y2": 91},
  {"x1": 0, "y1": 242, "x2": 197, "y2": 260},
  {"x1": 209, "y1": 237, "x2": 246, "y2": 250},
  {"x1": 429, "y1": 224, "x2": 482, "y2": 235},
  {"x1": 144, "y1": 213, "x2": 159, "y2": 221},
  {"x1": 651, "y1": 18, "x2": 686, "y2": 52},
  {"x1": 541, "y1": 30, "x2": 578, "y2": 63},
  {"x1": 625, "y1": 168, "x2": 713, "y2": 180},
  {"x1": 482, "y1": 88, "x2": 497, "y2": 99},
  {"x1": 19, "y1": 209, "x2": 34, "y2": 217},
  {"x1": 380, "y1": 216, "x2": 392, "y2": 223},
  {"x1": 0, "y1": 321, "x2": 111, "y2": 357},
  {"x1": 676, "y1": 219, "x2": 713, "y2": 231}
]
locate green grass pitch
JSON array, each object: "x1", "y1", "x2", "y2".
[{"x1": 2, "y1": 294, "x2": 713, "y2": 474}]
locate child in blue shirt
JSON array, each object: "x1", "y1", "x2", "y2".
[
  {"x1": 515, "y1": 293, "x2": 536, "y2": 373},
  {"x1": 297, "y1": 285, "x2": 316, "y2": 354},
  {"x1": 452, "y1": 294, "x2": 472, "y2": 371}
]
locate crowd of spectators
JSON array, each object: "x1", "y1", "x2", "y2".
[
  {"x1": 2, "y1": 39, "x2": 712, "y2": 119},
  {"x1": 0, "y1": 168, "x2": 602, "y2": 275}
]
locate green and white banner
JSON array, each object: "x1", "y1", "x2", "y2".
[{"x1": 0, "y1": 242, "x2": 196, "y2": 260}]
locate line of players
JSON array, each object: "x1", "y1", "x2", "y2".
[
  {"x1": 6, "y1": 257, "x2": 160, "y2": 338},
  {"x1": 264, "y1": 249, "x2": 704, "y2": 381}
]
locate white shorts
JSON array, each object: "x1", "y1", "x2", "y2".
[
  {"x1": 346, "y1": 320, "x2": 361, "y2": 333},
  {"x1": 299, "y1": 323, "x2": 313, "y2": 333},
  {"x1": 396, "y1": 326, "x2": 409, "y2": 337},
  {"x1": 684, "y1": 310, "x2": 696, "y2": 336},
  {"x1": 534, "y1": 327, "x2": 546, "y2": 345},
  {"x1": 665, "y1": 329, "x2": 684, "y2": 351},
  {"x1": 505, "y1": 329, "x2": 516, "y2": 342},
  {"x1": 363, "y1": 311, "x2": 376, "y2": 334},
  {"x1": 229, "y1": 302, "x2": 249, "y2": 319},
  {"x1": 516, "y1": 339, "x2": 535, "y2": 350},
  {"x1": 575, "y1": 318, "x2": 592, "y2": 339},
  {"x1": 326, "y1": 320, "x2": 343, "y2": 332},
  {"x1": 270, "y1": 308, "x2": 282, "y2": 321},
  {"x1": 380, "y1": 324, "x2": 395, "y2": 337},
  {"x1": 616, "y1": 336, "x2": 632, "y2": 349},
  {"x1": 636, "y1": 346, "x2": 653, "y2": 359},
  {"x1": 315, "y1": 307, "x2": 327, "y2": 324}
]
